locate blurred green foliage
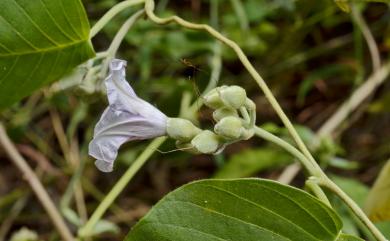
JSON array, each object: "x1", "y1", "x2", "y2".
[{"x1": 1, "y1": 0, "x2": 389, "y2": 240}]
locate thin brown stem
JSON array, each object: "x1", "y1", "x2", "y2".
[
  {"x1": 278, "y1": 61, "x2": 390, "y2": 184},
  {"x1": 0, "y1": 123, "x2": 74, "y2": 241}
]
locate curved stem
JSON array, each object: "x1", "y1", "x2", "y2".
[
  {"x1": 318, "y1": 61, "x2": 390, "y2": 138},
  {"x1": 255, "y1": 126, "x2": 385, "y2": 240},
  {"x1": 90, "y1": 0, "x2": 145, "y2": 38},
  {"x1": 144, "y1": 0, "x2": 318, "y2": 171},
  {"x1": 141, "y1": 3, "x2": 387, "y2": 240},
  {"x1": 305, "y1": 177, "x2": 331, "y2": 206},
  {"x1": 79, "y1": 137, "x2": 167, "y2": 237},
  {"x1": 210, "y1": 0, "x2": 219, "y2": 29},
  {"x1": 229, "y1": 0, "x2": 249, "y2": 30},
  {"x1": 98, "y1": 10, "x2": 145, "y2": 79},
  {"x1": 319, "y1": 177, "x2": 388, "y2": 241},
  {"x1": 253, "y1": 126, "x2": 318, "y2": 176},
  {"x1": 106, "y1": 10, "x2": 145, "y2": 58},
  {"x1": 279, "y1": 61, "x2": 390, "y2": 185},
  {"x1": 351, "y1": 4, "x2": 381, "y2": 72}
]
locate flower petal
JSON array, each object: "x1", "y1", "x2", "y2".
[
  {"x1": 95, "y1": 159, "x2": 114, "y2": 173},
  {"x1": 106, "y1": 59, "x2": 166, "y2": 123},
  {"x1": 89, "y1": 59, "x2": 168, "y2": 172}
]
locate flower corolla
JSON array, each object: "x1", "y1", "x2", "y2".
[{"x1": 89, "y1": 59, "x2": 167, "y2": 172}]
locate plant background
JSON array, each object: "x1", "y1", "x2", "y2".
[{"x1": 0, "y1": 0, "x2": 389, "y2": 240}]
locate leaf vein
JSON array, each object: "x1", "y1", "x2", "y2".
[
  {"x1": 0, "y1": 56, "x2": 20, "y2": 87},
  {"x1": 252, "y1": 183, "x2": 338, "y2": 236},
  {"x1": 59, "y1": 0, "x2": 83, "y2": 39},
  {"x1": 0, "y1": 42, "x2": 12, "y2": 53},
  {"x1": 73, "y1": 0, "x2": 88, "y2": 37},
  {"x1": 0, "y1": 15, "x2": 38, "y2": 50},
  {"x1": 0, "y1": 39, "x2": 87, "y2": 57},
  {"x1": 140, "y1": 222, "x2": 228, "y2": 241},
  {"x1": 198, "y1": 184, "x2": 322, "y2": 241},
  {"x1": 166, "y1": 200, "x2": 294, "y2": 241},
  {"x1": 46, "y1": 48, "x2": 62, "y2": 81},
  {"x1": 13, "y1": 0, "x2": 60, "y2": 46},
  {"x1": 38, "y1": 0, "x2": 77, "y2": 42},
  {"x1": 19, "y1": 53, "x2": 44, "y2": 90}
]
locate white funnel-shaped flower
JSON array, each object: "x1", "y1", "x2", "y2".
[{"x1": 89, "y1": 59, "x2": 167, "y2": 172}]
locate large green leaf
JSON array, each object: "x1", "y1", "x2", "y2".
[
  {"x1": 0, "y1": 0, "x2": 95, "y2": 110},
  {"x1": 125, "y1": 178, "x2": 343, "y2": 241},
  {"x1": 331, "y1": 175, "x2": 369, "y2": 207}
]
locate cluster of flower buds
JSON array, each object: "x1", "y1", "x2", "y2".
[{"x1": 166, "y1": 85, "x2": 256, "y2": 154}]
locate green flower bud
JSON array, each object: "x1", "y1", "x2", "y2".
[
  {"x1": 191, "y1": 130, "x2": 221, "y2": 154},
  {"x1": 214, "y1": 116, "x2": 243, "y2": 140},
  {"x1": 245, "y1": 98, "x2": 256, "y2": 111},
  {"x1": 213, "y1": 107, "x2": 238, "y2": 122},
  {"x1": 220, "y1": 85, "x2": 247, "y2": 109},
  {"x1": 203, "y1": 86, "x2": 227, "y2": 109},
  {"x1": 240, "y1": 128, "x2": 255, "y2": 140},
  {"x1": 166, "y1": 118, "x2": 201, "y2": 142}
]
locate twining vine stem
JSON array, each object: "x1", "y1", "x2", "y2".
[
  {"x1": 98, "y1": 10, "x2": 145, "y2": 81},
  {"x1": 89, "y1": 0, "x2": 145, "y2": 38},
  {"x1": 143, "y1": 0, "x2": 321, "y2": 173},
  {"x1": 253, "y1": 127, "x2": 314, "y2": 173},
  {"x1": 278, "y1": 3, "x2": 389, "y2": 186},
  {"x1": 81, "y1": 1, "x2": 387, "y2": 240},
  {"x1": 143, "y1": 1, "x2": 387, "y2": 240}
]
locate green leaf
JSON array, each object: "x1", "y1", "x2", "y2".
[
  {"x1": 331, "y1": 176, "x2": 369, "y2": 207},
  {"x1": 213, "y1": 148, "x2": 292, "y2": 178},
  {"x1": 125, "y1": 178, "x2": 343, "y2": 241},
  {"x1": 0, "y1": 0, "x2": 95, "y2": 110},
  {"x1": 365, "y1": 160, "x2": 390, "y2": 222},
  {"x1": 336, "y1": 233, "x2": 364, "y2": 241},
  {"x1": 92, "y1": 220, "x2": 120, "y2": 236},
  {"x1": 327, "y1": 157, "x2": 359, "y2": 170}
]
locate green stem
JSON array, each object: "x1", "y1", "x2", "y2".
[
  {"x1": 106, "y1": 10, "x2": 145, "y2": 58},
  {"x1": 98, "y1": 10, "x2": 145, "y2": 79},
  {"x1": 254, "y1": 127, "x2": 330, "y2": 207},
  {"x1": 78, "y1": 137, "x2": 166, "y2": 237},
  {"x1": 253, "y1": 126, "x2": 317, "y2": 176},
  {"x1": 319, "y1": 177, "x2": 387, "y2": 241},
  {"x1": 305, "y1": 177, "x2": 331, "y2": 207},
  {"x1": 210, "y1": 0, "x2": 219, "y2": 29},
  {"x1": 229, "y1": 0, "x2": 249, "y2": 30},
  {"x1": 351, "y1": 4, "x2": 381, "y2": 72},
  {"x1": 144, "y1": 0, "x2": 318, "y2": 174},
  {"x1": 89, "y1": 0, "x2": 145, "y2": 38},
  {"x1": 156, "y1": 0, "x2": 169, "y2": 13},
  {"x1": 141, "y1": 3, "x2": 387, "y2": 240}
]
